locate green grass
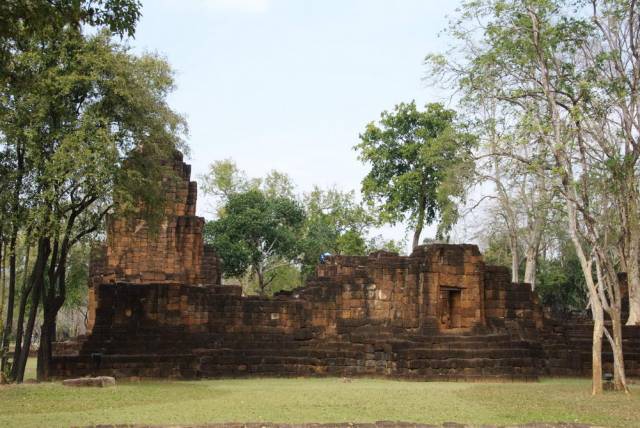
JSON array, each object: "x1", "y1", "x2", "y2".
[{"x1": 1, "y1": 374, "x2": 638, "y2": 428}]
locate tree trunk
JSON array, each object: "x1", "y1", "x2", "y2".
[
  {"x1": 2, "y1": 142, "x2": 25, "y2": 370},
  {"x1": 412, "y1": 195, "x2": 427, "y2": 250},
  {"x1": 509, "y1": 231, "x2": 519, "y2": 283},
  {"x1": 523, "y1": 200, "x2": 544, "y2": 289},
  {"x1": 608, "y1": 306, "x2": 629, "y2": 392},
  {"x1": 10, "y1": 282, "x2": 30, "y2": 380},
  {"x1": 256, "y1": 267, "x2": 265, "y2": 296},
  {"x1": 625, "y1": 233, "x2": 640, "y2": 325},
  {"x1": 1, "y1": 232, "x2": 18, "y2": 371},
  {"x1": 626, "y1": 273, "x2": 640, "y2": 325},
  {"x1": 0, "y1": 241, "x2": 5, "y2": 341},
  {"x1": 37, "y1": 310, "x2": 56, "y2": 381},
  {"x1": 37, "y1": 244, "x2": 67, "y2": 382},
  {"x1": 523, "y1": 246, "x2": 538, "y2": 289},
  {"x1": 12, "y1": 237, "x2": 49, "y2": 383},
  {"x1": 592, "y1": 308, "x2": 604, "y2": 395},
  {"x1": 412, "y1": 225, "x2": 423, "y2": 250},
  {"x1": 9, "y1": 241, "x2": 31, "y2": 379}
]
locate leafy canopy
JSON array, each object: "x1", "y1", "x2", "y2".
[
  {"x1": 299, "y1": 187, "x2": 372, "y2": 277},
  {"x1": 1, "y1": 28, "x2": 185, "y2": 236},
  {"x1": 204, "y1": 189, "x2": 305, "y2": 292},
  {"x1": 355, "y1": 101, "x2": 475, "y2": 242},
  {"x1": 200, "y1": 159, "x2": 295, "y2": 218}
]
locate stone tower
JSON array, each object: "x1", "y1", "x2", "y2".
[{"x1": 86, "y1": 151, "x2": 221, "y2": 331}]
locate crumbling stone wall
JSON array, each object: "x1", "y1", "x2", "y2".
[
  {"x1": 53, "y1": 243, "x2": 640, "y2": 380},
  {"x1": 310, "y1": 245, "x2": 485, "y2": 335},
  {"x1": 86, "y1": 151, "x2": 221, "y2": 331},
  {"x1": 484, "y1": 265, "x2": 544, "y2": 335},
  {"x1": 52, "y1": 152, "x2": 640, "y2": 381},
  {"x1": 90, "y1": 152, "x2": 220, "y2": 287},
  {"x1": 84, "y1": 245, "x2": 486, "y2": 341},
  {"x1": 52, "y1": 241, "x2": 555, "y2": 381}
]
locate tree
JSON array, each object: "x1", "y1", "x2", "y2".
[
  {"x1": 470, "y1": 102, "x2": 554, "y2": 287},
  {"x1": 366, "y1": 235, "x2": 408, "y2": 255},
  {"x1": 199, "y1": 159, "x2": 294, "y2": 217},
  {"x1": 355, "y1": 102, "x2": 475, "y2": 249},
  {"x1": 430, "y1": 0, "x2": 637, "y2": 394},
  {"x1": 0, "y1": 27, "x2": 184, "y2": 382},
  {"x1": 299, "y1": 187, "x2": 372, "y2": 278},
  {"x1": 205, "y1": 189, "x2": 305, "y2": 295},
  {"x1": 237, "y1": 264, "x2": 302, "y2": 296},
  {"x1": 0, "y1": 1, "x2": 141, "y2": 85},
  {"x1": 0, "y1": 0, "x2": 141, "y2": 39},
  {"x1": 536, "y1": 243, "x2": 588, "y2": 315},
  {"x1": 199, "y1": 159, "x2": 254, "y2": 206},
  {"x1": 0, "y1": 0, "x2": 145, "y2": 384},
  {"x1": 200, "y1": 162, "x2": 372, "y2": 288},
  {"x1": 582, "y1": 0, "x2": 640, "y2": 328}
]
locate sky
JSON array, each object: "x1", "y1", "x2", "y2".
[{"x1": 130, "y1": 0, "x2": 466, "y2": 251}]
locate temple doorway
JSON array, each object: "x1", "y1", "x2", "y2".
[{"x1": 439, "y1": 287, "x2": 462, "y2": 329}]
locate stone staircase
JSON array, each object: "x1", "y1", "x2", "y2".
[
  {"x1": 52, "y1": 327, "x2": 545, "y2": 381},
  {"x1": 390, "y1": 332, "x2": 543, "y2": 381},
  {"x1": 52, "y1": 311, "x2": 640, "y2": 381},
  {"x1": 541, "y1": 314, "x2": 640, "y2": 377}
]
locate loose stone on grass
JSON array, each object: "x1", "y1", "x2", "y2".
[{"x1": 62, "y1": 376, "x2": 116, "y2": 387}]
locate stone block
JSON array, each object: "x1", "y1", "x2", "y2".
[{"x1": 62, "y1": 376, "x2": 116, "y2": 387}]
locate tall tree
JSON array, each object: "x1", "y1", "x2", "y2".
[
  {"x1": 1, "y1": 28, "x2": 185, "y2": 381},
  {"x1": 0, "y1": 0, "x2": 145, "y2": 383},
  {"x1": 205, "y1": 189, "x2": 305, "y2": 295},
  {"x1": 582, "y1": 0, "x2": 640, "y2": 328},
  {"x1": 355, "y1": 102, "x2": 475, "y2": 249},
  {"x1": 199, "y1": 159, "x2": 254, "y2": 202},
  {"x1": 430, "y1": 0, "x2": 637, "y2": 394},
  {"x1": 0, "y1": 0, "x2": 141, "y2": 39},
  {"x1": 470, "y1": 100, "x2": 554, "y2": 287}
]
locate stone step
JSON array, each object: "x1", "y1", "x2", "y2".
[{"x1": 398, "y1": 348, "x2": 541, "y2": 360}]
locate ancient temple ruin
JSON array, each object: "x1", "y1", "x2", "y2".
[{"x1": 52, "y1": 152, "x2": 640, "y2": 380}]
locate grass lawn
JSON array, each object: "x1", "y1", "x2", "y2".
[{"x1": 1, "y1": 367, "x2": 639, "y2": 428}]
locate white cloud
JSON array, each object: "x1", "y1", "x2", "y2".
[{"x1": 197, "y1": 0, "x2": 270, "y2": 13}]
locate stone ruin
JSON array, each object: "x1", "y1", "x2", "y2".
[
  {"x1": 52, "y1": 152, "x2": 640, "y2": 381},
  {"x1": 84, "y1": 153, "x2": 221, "y2": 332}
]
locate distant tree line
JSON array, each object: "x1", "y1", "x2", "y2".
[{"x1": 199, "y1": 160, "x2": 405, "y2": 296}]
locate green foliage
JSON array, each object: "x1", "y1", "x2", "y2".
[
  {"x1": 336, "y1": 230, "x2": 367, "y2": 255},
  {"x1": 0, "y1": 0, "x2": 141, "y2": 40},
  {"x1": 0, "y1": 1, "x2": 142, "y2": 88},
  {"x1": 62, "y1": 242, "x2": 90, "y2": 309},
  {"x1": 199, "y1": 159, "x2": 253, "y2": 200},
  {"x1": 0, "y1": 3, "x2": 185, "y2": 380},
  {"x1": 199, "y1": 160, "x2": 293, "y2": 217},
  {"x1": 355, "y1": 101, "x2": 476, "y2": 244},
  {"x1": 434, "y1": 0, "x2": 640, "y2": 324},
  {"x1": 299, "y1": 187, "x2": 372, "y2": 278},
  {"x1": 2, "y1": 28, "x2": 185, "y2": 234},
  {"x1": 536, "y1": 247, "x2": 588, "y2": 314},
  {"x1": 366, "y1": 235, "x2": 408, "y2": 255},
  {"x1": 263, "y1": 170, "x2": 295, "y2": 199},
  {"x1": 204, "y1": 189, "x2": 305, "y2": 295},
  {"x1": 240, "y1": 264, "x2": 302, "y2": 296},
  {"x1": 481, "y1": 229, "x2": 588, "y2": 313},
  {"x1": 201, "y1": 162, "x2": 374, "y2": 282},
  {"x1": 482, "y1": 233, "x2": 515, "y2": 270}
]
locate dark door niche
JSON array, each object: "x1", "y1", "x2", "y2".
[{"x1": 439, "y1": 287, "x2": 462, "y2": 329}]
